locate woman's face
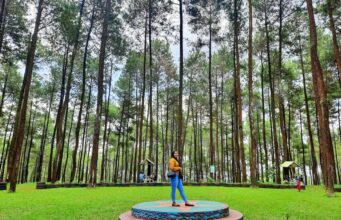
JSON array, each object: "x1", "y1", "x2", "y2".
[{"x1": 174, "y1": 151, "x2": 179, "y2": 159}]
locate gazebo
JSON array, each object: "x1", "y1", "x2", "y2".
[
  {"x1": 140, "y1": 159, "x2": 155, "y2": 182},
  {"x1": 280, "y1": 161, "x2": 299, "y2": 182}
]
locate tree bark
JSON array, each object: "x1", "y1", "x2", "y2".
[
  {"x1": 299, "y1": 110, "x2": 308, "y2": 185},
  {"x1": 265, "y1": 4, "x2": 281, "y2": 184},
  {"x1": 52, "y1": 0, "x2": 86, "y2": 183},
  {"x1": 260, "y1": 52, "x2": 269, "y2": 182},
  {"x1": 178, "y1": 0, "x2": 184, "y2": 163},
  {"x1": 137, "y1": 14, "x2": 148, "y2": 178},
  {"x1": 71, "y1": 3, "x2": 95, "y2": 183},
  {"x1": 306, "y1": 0, "x2": 335, "y2": 195},
  {"x1": 89, "y1": 0, "x2": 111, "y2": 187},
  {"x1": 299, "y1": 39, "x2": 320, "y2": 185},
  {"x1": 6, "y1": 0, "x2": 44, "y2": 192},
  {"x1": 327, "y1": 0, "x2": 341, "y2": 87},
  {"x1": 248, "y1": 0, "x2": 257, "y2": 186},
  {"x1": 101, "y1": 73, "x2": 112, "y2": 182},
  {"x1": 62, "y1": 108, "x2": 75, "y2": 182}
]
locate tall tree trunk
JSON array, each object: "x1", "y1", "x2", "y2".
[
  {"x1": 265, "y1": 5, "x2": 280, "y2": 184},
  {"x1": 62, "y1": 108, "x2": 75, "y2": 182},
  {"x1": 233, "y1": 2, "x2": 240, "y2": 183},
  {"x1": 234, "y1": 0, "x2": 246, "y2": 182},
  {"x1": 155, "y1": 74, "x2": 159, "y2": 182},
  {"x1": 278, "y1": 0, "x2": 290, "y2": 162},
  {"x1": 6, "y1": 0, "x2": 44, "y2": 192},
  {"x1": 77, "y1": 80, "x2": 91, "y2": 182},
  {"x1": 23, "y1": 109, "x2": 36, "y2": 183},
  {"x1": 215, "y1": 74, "x2": 220, "y2": 181},
  {"x1": 52, "y1": 0, "x2": 86, "y2": 183},
  {"x1": 19, "y1": 101, "x2": 33, "y2": 183},
  {"x1": 220, "y1": 73, "x2": 225, "y2": 182},
  {"x1": 137, "y1": 14, "x2": 148, "y2": 178},
  {"x1": 148, "y1": 0, "x2": 154, "y2": 166},
  {"x1": 178, "y1": 0, "x2": 184, "y2": 164},
  {"x1": 114, "y1": 104, "x2": 125, "y2": 182},
  {"x1": 248, "y1": 0, "x2": 257, "y2": 186},
  {"x1": 299, "y1": 39, "x2": 320, "y2": 185},
  {"x1": 208, "y1": 5, "x2": 215, "y2": 179},
  {"x1": 327, "y1": 0, "x2": 341, "y2": 86},
  {"x1": 132, "y1": 70, "x2": 140, "y2": 182},
  {"x1": 47, "y1": 43, "x2": 70, "y2": 181},
  {"x1": 260, "y1": 52, "x2": 269, "y2": 182},
  {"x1": 306, "y1": 0, "x2": 335, "y2": 195},
  {"x1": 89, "y1": 0, "x2": 111, "y2": 187},
  {"x1": 71, "y1": 3, "x2": 95, "y2": 183},
  {"x1": 299, "y1": 110, "x2": 307, "y2": 185},
  {"x1": 101, "y1": 73, "x2": 112, "y2": 182},
  {"x1": 51, "y1": 45, "x2": 69, "y2": 183}
]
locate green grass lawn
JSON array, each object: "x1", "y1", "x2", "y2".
[{"x1": 0, "y1": 184, "x2": 340, "y2": 220}]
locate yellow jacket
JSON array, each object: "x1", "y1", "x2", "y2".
[{"x1": 169, "y1": 158, "x2": 181, "y2": 174}]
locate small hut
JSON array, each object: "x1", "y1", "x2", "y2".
[
  {"x1": 280, "y1": 161, "x2": 299, "y2": 182},
  {"x1": 140, "y1": 159, "x2": 155, "y2": 182}
]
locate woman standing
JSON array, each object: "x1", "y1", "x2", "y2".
[{"x1": 169, "y1": 150, "x2": 194, "y2": 207}]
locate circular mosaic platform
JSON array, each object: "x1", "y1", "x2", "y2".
[{"x1": 119, "y1": 200, "x2": 243, "y2": 220}]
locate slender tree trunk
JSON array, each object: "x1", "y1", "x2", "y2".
[
  {"x1": 89, "y1": 0, "x2": 111, "y2": 187},
  {"x1": 265, "y1": 5, "x2": 280, "y2": 184},
  {"x1": 20, "y1": 101, "x2": 33, "y2": 183},
  {"x1": 6, "y1": 0, "x2": 44, "y2": 192},
  {"x1": 52, "y1": 0, "x2": 86, "y2": 183},
  {"x1": 220, "y1": 73, "x2": 225, "y2": 182},
  {"x1": 178, "y1": 0, "x2": 184, "y2": 165},
  {"x1": 37, "y1": 84, "x2": 54, "y2": 182},
  {"x1": 51, "y1": 45, "x2": 69, "y2": 183},
  {"x1": 299, "y1": 39, "x2": 320, "y2": 185},
  {"x1": 101, "y1": 73, "x2": 112, "y2": 182},
  {"x1": 278, "y1": 0, "x2": 290, "y2": 163},
  {"x1": 327, "y1": 0, "x2": 341, "y2": 86},
  {"x1": 306, "y1": 0, "x2": 335, "y2": 195},
  {"x1": 113, "y1": 104, "x2": 125, "y2": 182},
  {"x1": 78, "y1": 81, "x2": 92, "y2": 182},
  {"x1": 215, "y1": 74, "x2": 220, "y2": 181},
  {"x1": 132, "y1": 71, "x2": 140, "y2": 182},
  {"x1": 62, "y1": 108, "x2": 75, "y2": 182},
  {"x1": 299, "y1": 110, "x2": 307, "y2": 185},
  {"x1": 208, "y1": 5, "x2": 215, "y2": 179},
  {"x1": 71, "y1": 3, "x2": 95, "y2": 183},
  {"x1": 137, "y1": 14, "x2": 148, "y2": 178},
  {"x1": 155, "y1": 74, "x2": 159, "y2": 181},
  {"x1": 260, "y1": 52, "x2": 269, "y2": 182},
  {"x1": 248, "y1": 0, "x2": 257, "y2": 186},
  {"x1": 147, "y1": 0, "x2": 154, "y2": 168},
  {"x1": 49, "y1": 44, "x2": 69, "y2": 183},
  {"x1": 23, "y1": 109, "x2": 36, "y2": 183}
]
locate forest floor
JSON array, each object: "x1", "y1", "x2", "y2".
[{"x1": 0, "y1": 184, "x2": 340, "y2": 220}]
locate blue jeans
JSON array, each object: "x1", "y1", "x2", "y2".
[{"x1": 170, "y1": 175, "x2": 187, "y2": 202}]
